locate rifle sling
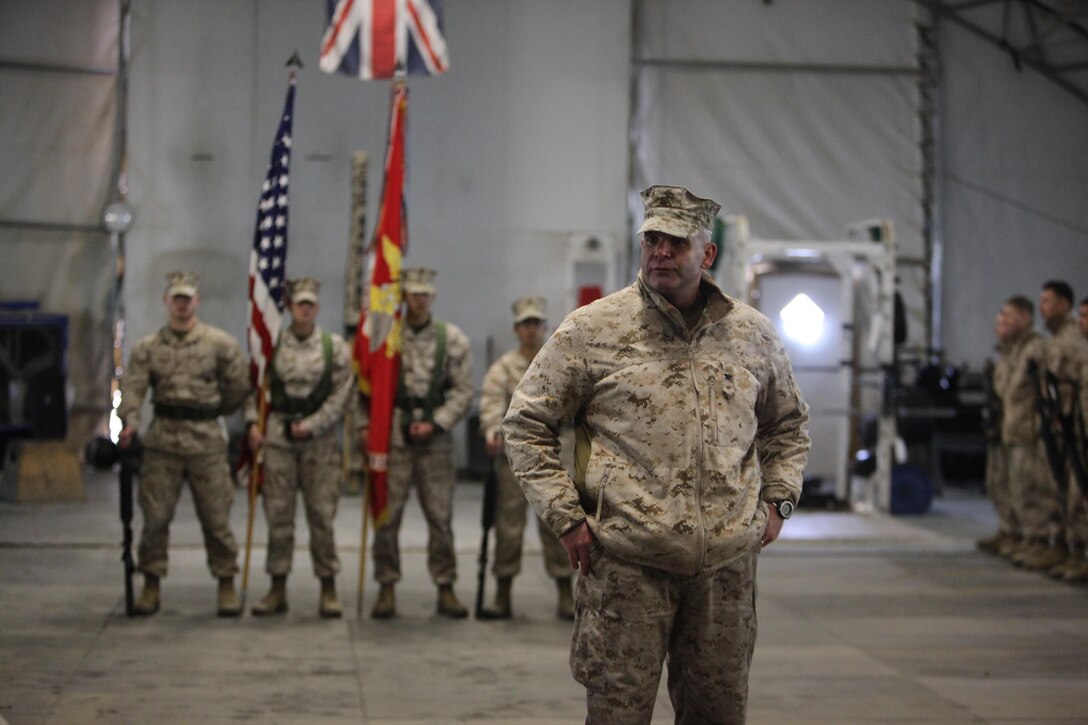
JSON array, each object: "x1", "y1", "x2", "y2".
[
  {"x1": 397, "y1": 320, "x2": 447, "y2": 424},
  {"x1": 269, "y1": 331, "x2": 334, "y2": 419}
]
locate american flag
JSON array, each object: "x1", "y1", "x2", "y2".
[
  {"x1": 247, "y1": 78, "x2": 295, "y2": 429},
  {"x1": 319, "y1": 0, "x2": 449, "y2": 80}
]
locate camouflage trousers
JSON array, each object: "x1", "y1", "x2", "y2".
[
  {"x1": 1013, "y1": 441, "x2": 1064, "y2": 541},
  {"x1": 372, "y1": 436, "x2": 458, "y2": 585},
  {"x1": 260, "y1": 434, "x2": 342, "y2": 578},
  {"x1": 1065, "y1": 470, "x2": 1088, "y2": 548},
  {"x1": 492, "y1": 456, "x2": 570, "y2": 579},
  {"x1": 137, "y1": 448, "x2": 238, "y2": 579},
  {"x1": 985, "y1": 444, "x2": 1018, "y2": 536},
  {"x1": 572, "y1": 543, "x2": 758, "y2": 725}
]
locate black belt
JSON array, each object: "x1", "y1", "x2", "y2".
[
  {"x1": 153, "y1": 402, "x2": 219, "y2": 421},
  {"x1": 270, "y1": 397, "x2": 326, "y2": 419}
]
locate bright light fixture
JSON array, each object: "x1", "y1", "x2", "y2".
[{"x1": 779, "y1": 293, "x2": 825, "y2": 346}]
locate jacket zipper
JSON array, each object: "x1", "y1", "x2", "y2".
[{"x1": 688, "y1": 343, "x2": 707, "y2": 573}]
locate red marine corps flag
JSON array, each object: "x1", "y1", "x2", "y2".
[
  {"x1": 354, "y1": 81, "x2": 408, "y2": 527},
  {"x1": 320, "y1": 0, "x2": 449, "y2": 80}
]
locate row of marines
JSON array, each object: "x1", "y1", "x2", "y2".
[
  {"x1": 979, "y1": 281, "x2": 1088, "y2": 583},
  {"x1": 117, "y1": 269, "x2": 570, "y2": 620},
  {"x1": 117, "y1": 184, "x2": 812, "y2": 722}
]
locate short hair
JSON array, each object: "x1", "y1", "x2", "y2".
[
  {"x1": 1005, "y1": 295, "x2": 1034, "y2": 317},
  {"x1": 1043, "y1": 280, "x2": 1074, "y2": 305},
  {"x1": 1080, "y1": 297, "x2": 1088, "y2": 308}
]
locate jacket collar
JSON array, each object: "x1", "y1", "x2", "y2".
[
  {"x1": 636, "y1": 270, "x2": 734, "y2": 330},
  {"x1": 158, "y1": 320, "x2": 204, "y2": 346}
]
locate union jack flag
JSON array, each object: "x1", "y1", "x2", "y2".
[
  {"x1": 247, "y1": 77, "x2": 294, "y2": 452},
  {"x1": 319, "y1": 0, "x2": 449, "y2": 80}
]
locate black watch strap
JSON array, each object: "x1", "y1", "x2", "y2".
[{"x1": 770, "y1": 499, "x2": 795, "y2": 519}]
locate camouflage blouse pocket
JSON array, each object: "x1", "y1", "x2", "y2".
[
  {"x1": 714, "y1": 362, "x2": 759, "y2": 449},
  {"x1": 584, "y1": 458, "x2": 613, "y2": 522}
]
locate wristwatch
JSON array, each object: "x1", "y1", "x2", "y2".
[{"x1": 768, "y1": 499, "x2": 795, "y2": 520}]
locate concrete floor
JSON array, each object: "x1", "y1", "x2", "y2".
[{"x1": 2, "y1": 469, "x2": 1088, "y2": 724}]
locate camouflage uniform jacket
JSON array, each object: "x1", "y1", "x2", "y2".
[
  {"x1": 503, "y1": 271, "x2": 810, "y2": 577},
  {"x1": 994, "y1": 329, "x2": 1045, "y2": 445},
  {"x1": 480, "y1": 349, "x2": 533, "y2": 441},
  {"x1": 357, "y1": 317, "x2": 474, "y2": 447},
  {"x1": 120, "y1": 321, "x2": 249, "y2": 455},
  {"x1": 1044, "y1": 317, "x2": 1088, "y2": 416},
  {"x1": 244, "y1": 326, "x2": 354, "y2": 449}
]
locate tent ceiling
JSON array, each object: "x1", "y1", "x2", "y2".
[{"x1": 923, "y1": 0, "x2": 1088, "y2": 105}]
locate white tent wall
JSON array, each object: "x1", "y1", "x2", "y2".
[
  {"x1": 938, "y1": 15, "x2": 1088, "y2": 369},
  {"x1": 631, "y1": 0, "x2": 928, "y2": 353},
  {"x1": 0, "y1": 0, "x2": 120, "y2": 450}
]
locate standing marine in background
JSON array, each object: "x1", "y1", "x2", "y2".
[
  {"x1": 1078, "y1": 297, "x2": 1088, "y2": 340},
  {"x1": 979, "y1": 296, "x2": 1045, "y2": 562},
  {"x1": 1034, "y1": 281, "x2": 1088, "y2": 581},
  {"x1": 478, "y1": 296, "x2": 574, "y2": 620},
  {"x1": 118, "y1": 271, "x2": 250, "y2": 616},
  {"x1": 245, "y1": 277, "x2": 354, "y2": 617},
  {"x1": 358, "y1": 267, "x2": 475, "y2": 618}
]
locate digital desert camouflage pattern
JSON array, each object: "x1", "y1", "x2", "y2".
[
  {"x1": 261, "y1": 437, "x2": 342, "y2": 577},
  {"x1": 391, "y1": 317, "x2": 473, "y2": 442},
  {"x1": 165, "y1": 270, "x2": 199, "y2": 298},
  {"x1": 244, "y1": 326, "x2": 354, "y2": 448},
  {"x1": 1044, "y1": 317, "x2": 1088, "y2": 417},
  {"x1": 504, "y1": 271, "x2": 810, "y2": 577},
  {"x1": 480, "y1": 349, "x2": 534, "y2": 441},
  {"x1": 636, "y1": 185, "x2": 721, "y2": 239},
  {"x1": 994, "y1": 329, "x2": 1045, "y2": 445},
  {"x1": 1043, "y1": 317, "x2": 1088, "y2": 546},
  {"x1": 119, "y1": 321, "x2": 249, "y2": 455},
  {"x1": 138, "y1": 451, "x2": 238, "y2": 578},
  {"x1": 371, "y1": 317, "x2": 474, "y2": 585},
  {"x1": 1071, "y1": 354, "x2": 1088, "y2": 547},
  {"x1": 120, "y1": 320, "x2": 248, "y2": 579},
  {"x1": 573, "y1": 544, "x2": 757, "y2": 723},
  {"x1": 245, "y1": 326, "x2": 354, "y2": 578},
  {"x1": 1011, "y1": 440, "x2": 1061, "y2": 541},
  {"x1": 987, "y1": 330, "x2": 1046, "y2": 537},
  {"x1": 984, "y1": 443, "x2": 1016, "y2": 536},
  {"x1": 374, "y1": 443, "x2": 459, "y2": 585},
  {"x1": 481, "y1": 348, "x2": 569, "y2": 579}
]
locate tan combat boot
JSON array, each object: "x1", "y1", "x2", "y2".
[
  {"x1": 1062, "y1": 554, "x2": 1088, "y2": 584},
  {"x1": 251, "y1": 575, "x2": 288, "y2": 616},
  {"x1": 480, "y1": 576, "x2": 513, "y2": 620},
  {"x1": 1046, "y1": 545, "x2": 1082, "y2": 580},
  {"x1": 217, "y1": 576, "x2": 242, "y2": 617},
  {"x1": 134, "y1": 574, "x2": 161, "y2": 616},
  {"x1": 976, "y1": 531, "x2": 1004, "y2": 554},
  {"x1": 319, "y1": 577, "x2": 342, "y2": 618},
  {"x1": 371, "y1": 583, "x2": 396, "y2": 619},
  {"x1": 1020, "y1": 540, "x2": 1069, "y2": 572},
  {"x1": 998, "y1": 536, "x2": 1023, "y2": 560},
  {"x1": 1012, "y1": 538, "x2": 1047, "y2": 567},
  {"x1": 556, "y1": 576, "x2": 575, "y2": 621},
  {"x1": 436, "y1": 584, "x2": 468, "y2": 618}
]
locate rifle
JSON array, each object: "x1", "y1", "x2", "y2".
[
  {"x1": 1072, "y1": 382, "x2": 1088, "y2": 497},
  {"x1": 474, "y1": 463, "x2": 498, "y2": 619},
  {"x1": 119, "y1": 439, "x2": 142, "y2": 617},
  {"x1": 1054, "y1": 372, "x2": 1088, "y2": 498},
  {"x1": 1027, "y1": 359, "x2": 1068, "y2": 497},
  {"x1": 981, "y1": 360, "x2": 1002, "y2": 445}
]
